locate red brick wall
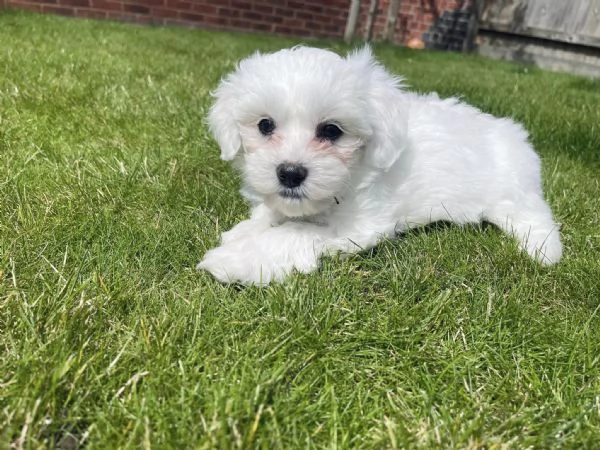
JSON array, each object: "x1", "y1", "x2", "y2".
[
  {"x1": 371, "y1": 0, "x2": 471, "y2": 44},
  {"x1": 1, "y1": 0, "x2": 473, "y2": 47}
]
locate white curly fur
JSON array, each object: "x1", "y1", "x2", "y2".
[{"x1": 197, "y1": 46, "x2": 562, "y2": 285}]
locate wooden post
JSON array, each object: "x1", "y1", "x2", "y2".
[
  {"x1": 383, "y1": 0, "x2": 401, "y2": 42},
  {"x1": 463, "y1": 0, "x2": 483, "y2": 52},
  {"x1": 344, "y1": 0, "x2": 361, "y2": 43},
  {"x1": 364, "y1": 0, "x2": 379, "y2": 42}
]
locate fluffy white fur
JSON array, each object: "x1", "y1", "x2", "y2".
[{"x1": 197, "y1": 46, "x2": 562, "y2": 285}]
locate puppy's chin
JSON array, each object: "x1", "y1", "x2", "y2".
[{"x1": 265, "y1": 194, "x2": 333, "y2": 218}]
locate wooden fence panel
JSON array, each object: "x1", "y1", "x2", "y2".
[
  {"x1": 477, "y1": 0, "x2": 600, "y2": 77},
  {"x1": 479, "y1": 0, "x2": 600, "y2": 48}
]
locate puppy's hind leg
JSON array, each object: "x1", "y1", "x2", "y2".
[{"x1": 486, "y1": 197, "x2": 562, "y2": 265}]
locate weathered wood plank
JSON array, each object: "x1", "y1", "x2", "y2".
[
  {"x1": 479, "y1": 0, "x2": 600, "y2": 48},
  {"x1": 525, "y1": 0, "x2": 574, "y2": 34},
  {"x1": 577, "y1": 0, "x2": 600, "y2": 40},
  {"x1": 477, "y1": 30, "x2": 600, "y2": 77}
]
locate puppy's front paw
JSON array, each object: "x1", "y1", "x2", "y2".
[
  {"x1": 196, "y1": 246, "x2": 260, "y2": 285},
  {"x1": 197, "y1": 243, "x2": 287, "y2": 286},
  {"x1": 198, "y1": 225, "x2": 324, "y2": 285},
  {"x1": 196, "y1": 247, "x2": 239, "y2": 284}
]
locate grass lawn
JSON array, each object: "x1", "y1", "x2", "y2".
[{"x1": 1, "y1": 10, "x2": 600, "y2": 448}]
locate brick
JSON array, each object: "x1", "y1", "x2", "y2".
[
  {"x1": 6, "y1": 1, "x2": 43, "y2": 11},
  {"x1": 75, "y1": 8, "x2": 108, "y2": 18},
  {"x1": 273, "y1": 25, "x2": 292, "y2": 34},
  {"x1": 217, "y1": 7, "x2": 240, "y2": 17},
  {"x1": 242, "y1": 10, "x2": 262, "y2": 20},
  {"x1": 151, "y1": 7, "x2": 178, "y2": 17},
  {"x1": 312, "y1": 12, "x2": 334, "y2": 24},
  {"x1": 58, "y1": 0, "x2": 89, "y2": 6},
  {"x1": 90, "y1": 0, "x2": 121, "y2": 11},
  {"x1": 41, "y1": 4, "x2": 74, "y2": 14},
  {"x1": 273, "y1": 24, "x2": 305, "y2": 35},
  {"x1": 281, "y1": 17, "x2": 302, "y2": 27},
  {"x1": 230, "y1": 0, "x2": 251, "y2": 9},
  {"x1": 305, "y1": 20, "x2": 323, "y2": 31},
  {"x1": 294, "y1": 11, "x2": 313, "y2": 21},
  {"x1": 294, "y1": 11, "x2": 318, "y2": 22},
  {"x1": 251, "y1": 3, "x2": 272, "y2": 15},
  {"x1": 179, "y1": 11, "x2": 202, "y2": 21},
  {"x1": 123, "y1": 3, "x2": 148, "y2": 13},
  {"x1": 306, "y1": 3, "x2": 323, "y2": 13},
  {"x1": 229, "y1": 18, "x2": 249, "y2": 28},
  {"x1": 330, "y1": 8, "x2": 347, "y2": 19},
  {"x1": 191, "y1": 3, "x2": 216, "y2": 14},
  {"x1": 165, "y1": 0, "x2": 190, "y2": 10},
  {"x1": 323, "y1": 23, "x2": 342, "y2": 34},
  {"x1": 287, "y1": 1, "x2": 304, "y2": 9},
  {"x1": 202, "y1": 14, "x2": 228, "y2": 25}
]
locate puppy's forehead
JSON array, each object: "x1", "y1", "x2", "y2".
[
  {"x1": 233, "y1": 47, "x2": 365, "y2": 120},
  {"x1": 241, "y1": 47, "x2": 343, "y2": 72}
]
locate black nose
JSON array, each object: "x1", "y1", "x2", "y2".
[{"x1": 276, "y1": 163, "x2": 308, "y2": 188}]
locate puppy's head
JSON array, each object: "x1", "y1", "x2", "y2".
[{"x1": 208, "y1": 46, "x2": 407, "y2": 218}]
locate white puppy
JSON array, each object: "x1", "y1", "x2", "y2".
[{"x1": 197, "y1": 46, "x2": 562, "y2": 285}]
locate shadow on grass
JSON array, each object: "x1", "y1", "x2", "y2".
[{"x1": 346, "y1": 220, "x2": 498, "y2": 261}]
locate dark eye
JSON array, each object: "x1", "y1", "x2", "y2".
[
  {"x1": 316, "y1": 123, "x2": 343, "y2": 142},
  {"x1": 258, "y1": 118, "x2": 276, "y2": 136}
]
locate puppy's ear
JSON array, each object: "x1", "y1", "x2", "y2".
[
  {"x1": 208, "y1": 80, "x2": 241, "y2": 161},
  {"x1": 346, "y1": 47, "x2": 409, "y2": 171}
]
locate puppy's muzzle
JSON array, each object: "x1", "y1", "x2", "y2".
[{"x1": 276, "y1": 163, "x2": 308, "y2": 188}]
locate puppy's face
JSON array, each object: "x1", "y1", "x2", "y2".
[
  {"x1": 209, "y1": 47, "x2": 405, "y2": 217},
  {"x1": 240, "y1": 112, "x2": 361, "y2": 217}
]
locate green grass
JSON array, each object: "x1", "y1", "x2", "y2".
[{"x1": 1, "y1": 10, "x2": 600, "y2": 449}]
